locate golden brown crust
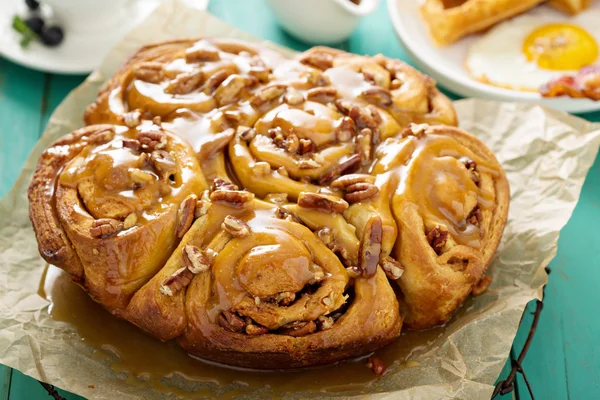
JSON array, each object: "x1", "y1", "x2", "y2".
[
  {"x1": 29, "y1": 38, "x2": 509, "y2": 369},
  {"x1": 548, "y1": 0, "x2": 591, "y2": 15},
  {"x1": 419, "y1": 0, "x2": 545, "y2": 46}
]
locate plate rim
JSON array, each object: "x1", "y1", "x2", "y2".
[{"x1": 386, "y1": 0, "x2": 600, "y2": 114}]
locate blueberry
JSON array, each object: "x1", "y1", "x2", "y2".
[
  {"x1": 25, "y1": 0, "x2": 40, "y2": 11},
  {"x1": 25, "y1": 16, "x2": 45, "y2": 35},
  {"x1": 40, "y1": 26, "x2": 64, "y2": 47}
]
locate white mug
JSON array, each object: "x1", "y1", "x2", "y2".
[{"x1": 43, "y1": 0, "x2": 131, "y2": 32}]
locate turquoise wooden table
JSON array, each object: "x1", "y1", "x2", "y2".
[{"x1": 1, "y1": 1, "x2": 599, "y2": 399}]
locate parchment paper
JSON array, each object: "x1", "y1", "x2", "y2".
[{"x1": 1, "y1": 0, "x2": 600, "y2": 398}]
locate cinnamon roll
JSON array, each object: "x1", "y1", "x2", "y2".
[
  {"x1": 28, "y1": 122, "x2": 207, "y2": 311},
  {"x1": 29, "y1": 38, "x2": 509, "y2": 370}
]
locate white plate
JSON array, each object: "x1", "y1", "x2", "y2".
[
  {"x1": 0, "y1": 0, "x2": 206, "y2": 75},
  {"x1": 387, "y1": 0, "x2": 600, "y2": 114}
]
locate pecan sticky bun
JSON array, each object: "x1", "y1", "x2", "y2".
[{"x1": 29, "y1": 38, "x2": 508, "y2": 370}]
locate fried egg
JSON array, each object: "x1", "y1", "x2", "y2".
[{"x1": 465, "y1": 7, "x2": 600, "y2": 91}]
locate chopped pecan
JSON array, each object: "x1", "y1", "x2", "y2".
[
  {"x1": 463, "y1": 158, "x2": 480, "y2": 185},
  {"x1": 361, "y1": 87, "x2": 392, "y2": 107},
  {"x1": 211, "y1": 178, "x2": 239, "y2": 191},
  {"x1": 123, "y1": 213, "x2": 137, "y2": 230},
  {"x1": 346, "y1": 266, "x2": 361, "y2": 279},
  {"x1": 467, "y1": 207, "x2": 482, "y2": 227},
  {"x1": 309, "y1": 264, "x2": 326, "y2": 284},
  {"x1": 331, "y1": 173, "x2": 376, "y2": 189},
  {"x1": 298, "y1": 192, "x2": 349, "y2": 213},
  {"x1": 321, "y1": 292, "x2": 337, "y2": 308},
  {"x1": 122, "y1": 139, "x2": 141, "y2": 152},
  {"x1": 150, "y1": 150, "x2": 176, "y2": 177},
  {"x1": 87, "y1": 127, "x2": 115, "y2": 144},
  {"x1": 245, "y1": 324, "x2": 269, "y2": 335},
  {"x1": 334, "y1": 99, "x2": 353, "y2": 115},
  {"x1": 215, "y1": 75, "x2": 254, "y2": 106},
  {"x1": 316, "y1": 227, "x2": 334, "y2": 246},
  {"x1": 250, "y1": 84, "x2": 287, "y2": 107},
  {"x1": 123, "y1": 110, "x2": 142, "y2": 128},
  {"x1": 237, "y1": 126, "x2": 257, "y2": 142},
  {"x1": 286, "y1": 133, "x2": 300, "y2": 154},
  {"x1": 183, "y1": 245, "x2": 211, "y2": 274},
  {"x1": 165, "y1": 70, "x2": 205, "y2": 95},
  {"x1": 203, "y1": 70, "x2": 230, "y2": 94},
  {"x1": 317, "y1": 154, "x2": 362, "y2": 185},
  {"x1": 345, "y1": 182, "x2": 379, "y2": 203},
  {"x1": 185, "y1": 46, "x2": 220, "y2": 63},
  {"x1": 195, "y1": 191, "x2": 211, "y2": 218},
  {"x1": 472, "y1": 275, "x2": 492, "y2": 296},
  {"x1": 133, "y1": 62, "x2": 164, "y2": 83},
  {"x1": 90, "y1": 218, "x2": 124, "y2": 239},
  {"x1": 279, "y1": 320, "x2": 317, "y2": 337},
  {"x1": 380, "y1": 256, "x2": 404, "y2": 280},
  {"x1": 355, "y1": 128, "x2": 373, "y2": 164},
  {"x1": 427, "y1": 224, "x2": 448, "y2": 255},
  {"x1": 317, "y1": 315, "x2": 334, "y2": 330},
  {"x1": 136, "y1": 130, "x2": 167, "y2": 151},
  {"x1": 160, "y1": 267, "x2": 193, "y2": 296},
  {"x1": 284, "y1": 90, "x2": 305, "y2": 105},
  {"x1": 358, "y1": 216, "x2": 383, "y2": 278},
  {"x1": 274, "y1": 291, "x2": 296, "y2": 306},
  {"x1": 367, "y1": 356, "x2": 387, "y2": 376},
  {"x1": 402, "y1": 123, "x2": 430, "y2": 138},
  {"x1": 210, "y1": 189, "x2": 254, "y2": 207},
  {"x1": 176, "y1": 194, "x2": 198, "y2": 239},
  {"x1": 222, "y1": 215, "x2": 251, "y2": 237},
  {"x1": 248, "y1": 66, "x2": 271, "y2": 83},
  {"x1": 335, "y1": 116, "x2": 356, "y2": 143},
  {"x1": 349, "y1": 105, "x2": 380, "y2": 132},
  {"x1": 218, "y1": 311, "x2": 245, "y2": 332},
  {"x1": 300, "y1": 51, "x2": 333, "y2": 70},
  {"x1": 299, "y1": 138, "x2": 316, "y2": 155},
  {"x1": 306, "y1": 87, "x2": 337, "y2": 104}
]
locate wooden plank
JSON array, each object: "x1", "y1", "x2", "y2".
[
  {"x1": 39, "y1": 75, "x2": 86, "y2": 135},
  {"x1": 9, "y1": 370, "x2": 84, "y2": 400},
  {"x1": 0, "y1": 59, "x2": 46, "y2": 198},
  {"x1": 0, "y1": 365, "x2": 12, "y2": 400}
]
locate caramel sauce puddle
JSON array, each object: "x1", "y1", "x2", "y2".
[{"x1": 39, "y1": 264, "x2": 458, "y2": 398}]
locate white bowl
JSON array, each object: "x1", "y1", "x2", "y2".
[
  {"x1": 266, "y1": 0, "x2": 380, "y2": 45},
  {"x1": 387, "y1": 0, "x2": 600, "y2": 114}
]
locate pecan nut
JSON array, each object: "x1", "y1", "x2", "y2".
[
  {"x1": 299, "y1": 52, "x2": 333, "y2": 70},
  {"x1": 87, "y1": 127, "x2": 115, "y2": 145},
  {"x1": 133, "y1": 62, "x2": 164, "y2": 83},
  {"x1": 380, "y1": 256, "x2": 404, "y2": 280},
  {"x1": 203, "y1": 70, "x2": 230, "y2": 94},
  {"x1": 90, "y1": 218, "x2": 124, "y2": 239},
  {"x1": 357, "y1": 216, "x2": 383, "y2": 278},
  {"x1": 176, "y1": 194, "x2": 198, "y2": 238},
  {"x1": 367, "y1": 356, "x2": 387, "y2": 376},
  {"x1": 335, "y1": 116, "x2": 356, "y2": 142},
  {"x1": 210, "y1": 189, "x2": 254, "y2": 207},
  {"x1": 298, "y1": 192, "x2": 349, "y2": 213},
  {"x1": 427, "y1": 224, "x2": 448, "y2": 255},
  {"x1": 160, "y1": 267, "x2": 193, "y2": 296},
  {"x1": 317, "y1": 154, "x2": 362, "y2": 185},
  {"x1": 331, "y1": 174, "x2": 376, "y2": 189},
  {"x1": 250, "y1": 84, "x2": 287, "y2": 107},
  {"x1": 279, "y1": 320, "x2": 317, "y2": 337},
  {"x1": 123, "y1": 213, "x2": 138, "y2": 230},
  {"x1": 306, "y1": 87, "x2": 337, "y2": 104},
  {"x1": 467, "y1": 207, "x2": 482, "y2": 227},
  {"x1": 215, "y1": 74, "x2": 254, "y2": 106},
  {"x1": 185, "y1": 46, "x2": 220, "y2": 63},
  {"x1": 237, "y1": 126, "x2": 257, "y2": 142},
  {"x1": 355, "y1": 128, "x2": 373, "y2": 164},
  {"x1": 462, "y1": 158, "x2": 480, "y2": 185},
  {"x1": 245, "y1": 324, "x2": 269, "y2": 335},
  {"x1": 183, "y1": 245, "x2": 211, "y2": 274},
  {"x1": 218, "y1": 311, "x2": 246, "y2": 332},
  {"x1": 222, "y1": 215, "x2": 251, "y2": 237},
  {"x1": 361, "y1": 87, "x2": 392, "y2": 107},
  {"x1": 211, "y1": 178, "x2": 239, "y2": 192},
  {"x1": 165, "y1": 70, "x2": 205, "y2": 95},
  {"x1": 344, "y1": 182, "x2": 379, "y2": 203},
  {"x1": 136, "y1": 130, "x2": 167, "y2": 151},
  {"x1": 150, "y1": 150, "x2": 176, "y2": 177}
]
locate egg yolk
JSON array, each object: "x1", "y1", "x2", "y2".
[{"x1": 522, "y1": 23, "x2": 598, "y2": 71}]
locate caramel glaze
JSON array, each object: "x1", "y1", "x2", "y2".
[{"x1": 41, "y1": 262, "x2": 469, "y2": 398}]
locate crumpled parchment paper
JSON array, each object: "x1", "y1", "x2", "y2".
[{"x1": 1, "y1": 0, "x2": 599, "y2": 398}]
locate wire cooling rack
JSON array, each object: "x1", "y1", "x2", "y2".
[{"x1": 40, "y1": 268, "x2": 550, "y2": 400}]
